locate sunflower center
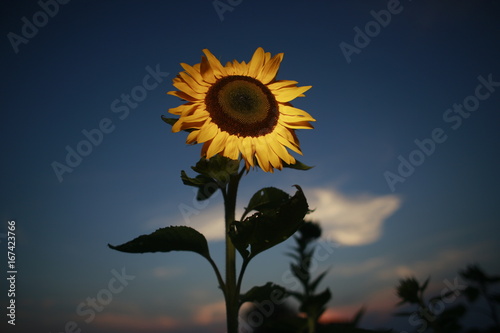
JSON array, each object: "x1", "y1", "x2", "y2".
[{"x1": 205, "y1": 75, "x2": 278, "y2": 137}]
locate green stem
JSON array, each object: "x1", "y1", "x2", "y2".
[
  {"x1": 223, "y1": 171, "x2": 243, "y2": 333},
  {"x1": 307, "y1": 315, "x2": 316, "y2": 333},
  {"x1": 206, "y1": 256, "x2": 226, "y2": 295},
  {"x1": 236, "y1": 257, "x2": 252, "y2": 299}
]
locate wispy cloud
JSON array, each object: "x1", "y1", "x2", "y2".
[{"x1": 307, "y1": 188, "x2": 402, "y2": 246}]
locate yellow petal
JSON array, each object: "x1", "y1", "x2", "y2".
[
  {"x1": 255, "y1": 136, "x2": 272, "y2": 172},
  {"x1": 263, "y1": 136, "x2": 283, "y2": 170},
  {"x1": 276, "y1": 134, "x2": 302, "y2": 155},
  {"x1": 267, "y1": 80, "x2": 299, "y2": 90},
  {"x1": 201, "y1": 141, "x2": 210, "y2": 158},
  {"x1": 200, "y1": 56, "x2": 216, "y2": 84},
  {"x1": 202, "y1": 49, "x2": 227, "y2": 78},
  {"x1": 274, "y1": 85, "x2": 312, "y2": 103},
  {"x1": 275, "y1": 126, "x2": 302, "y2": 155},
  {"x1": 172, "y1": 80, "x2": 205, "y2": 100},
  {"x1": 167, "y1": 90, "x2": 199, "y2": 102},
  {"x1": 168, "y1": 103, "x2": 196, "y2": 116},
  {"x1": 280, "y1": 105, "x2": 315, "y2": 119},
  {"x1": 180, "y1": 63, "x2": 206, "y2": 87},
  {"x1": 179, "y1": 71, "x2": 208, "y2": 94},
  {"x1": 279, "y1": 113, "x2": 316, "y2": 123},
  {"x1": 172, "y1": 113, "x2": 208, "y2": 132},
  {"x1": 267, "y1": 135, "x2": 295, "y2": 165},
  {"x1": 197, "y1": 122, "x2": 219, "y2": 143},
  {"x1": 186, "y1": 130, "x2": 200, "y2": 144},
  {"x1": 258, "y1": 53, "x2": 284, "y2": 84},
  {"x1": 279, "y1": 118, "x2": 315, "y2": 129},
  {"x1": 239, "y1": 136, "x2": 255, "y2": 167},
  {"x1": 223, "y1": 135, "x2": 240, "y2": 160},
  {"x1": 206, "y1": 130, "x2": 228, "y2": 158},
  {"x1": 248, "y1": 47, "x2": 265, "y2": 78}
]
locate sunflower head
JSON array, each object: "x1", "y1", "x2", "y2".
[{"x1": 167, "y1": 47, "x2": 315, "y2": 172}]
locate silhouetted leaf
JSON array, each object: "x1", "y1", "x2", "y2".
[
  {"x1": 161, "y1": 115, "x2": 194, "y2": 132},
  {"x1": 283, "y1": 159, "x2": 314, "y2": 170},
  {"x1": 230, "y1": 186, "x2": 309, "y2": 259},
  {"x1": 393, "y1": 311, "x2": 416, "y2": 317},
  {"x1": 191, "y1": 155, "x2": 240, "y2": 186},
  {"x1": 421, "y1": 276, "x2": 430, "y2": 292},
  {"x1": 309, "y1": 269, "x2": 329, "y2": 293},
  {"x1": 291, "y1": 263, "x2": 309, "y2": 283},
  {"x1": 396, "y1": 277, "x2": 421, "y2": 305},
  {"x1": 351, "y1": 306, "x2": 366, "y2": 326},
  {"x1": 240, "y1": 282, "x2": 288, "y2": 305},
  {"x1": 108, "y1": 226, "x2": 210, "y2": 260},
  {"x1": 180, "y1": 170, "x2": 218, "y2": 201},
  {"x1": 299, "y1": 288, "x2": 331, "y2": 319},
  {"x1": 243, "y1": 187, "x2": 290, "y2": 219},
  {"x1": 491, "y1": 293, "x2": 500, "y2": 303},
  {"x1": 463, "y1": 286, "x2": 480, "y2": 302}
]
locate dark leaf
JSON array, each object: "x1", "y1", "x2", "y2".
[
  {"x1": 230, "y1": 186, "x2": 309, "y2": 259},
  {"x1": 299, "y1": 288, "x2": 332, "y2": 318},
  {"x1": 180, "y1": 170, "x2": 219, "y2": 201},
  {"x1": 191, "y1": 155, "x2": 240, "y2": 186},
  {"x1": 291, "y1": 263, "x2": 309, "y2": 283},
  {"x1": 309, "y1": 269, "x2": 330, "y2": 293},
  {"x1": 283, "y1": 159, "x2": 314, "y2": 171},
  {"x1": 108, "y1": 226, "x2": 210, "y2": 260},
  {"x1": 421, "y1": 276, "x2": 430, "y2": 292},
  {"x1": 243, "y1": 187, "x2": 290, "y2": 219},
  {"x1": 463, "y1": 286, "x2": 480, "y2": 303},
  {"x1": 284, "y1": 252, "x2": 301, "y2": 262},
  {"x1": 240, "y1": 282, "x2": 288, "y2": 305},
  {"x1": 393, "y1": 311, "x2": 416, "y2": 317},
  {"x1": 288, "y1": 290, "x2": 305, "y2": 303},
  {"x1": 351, "y1": 306, "x2": 366, "y2": 326},
  {"x1": 161, "y1": 115, "x2": 194, "y2": 132},
  {"x1": 491, "y1": 293, "x2": 500, "y2": 303},
  {"x1": 396, "y1": 277, "x2": 421, "y2": 304}
]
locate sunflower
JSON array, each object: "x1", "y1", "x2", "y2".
[{"x1": 167, "y1": 47, "x2": 315, "y2": 172}]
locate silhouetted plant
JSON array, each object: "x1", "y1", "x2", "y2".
[
  {"x1": 395, "y1": 276, "x2": 466, "y2": 333},
  {"x1": 394, "y1": 264, "x2": 500, "y2": 333},
  {"x1": 250, "y1": 221, "x2": 386, "y2": 333},
  {"x1": 460, "y1": 264, "x2": 500, "y2": 331},
  {"x1": 286, "y1": 221, "x2": 331, "y2": 333}
]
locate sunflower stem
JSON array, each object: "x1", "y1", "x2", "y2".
[{"x1": 223, "y1": 171, "x2": 242, "y2": 333}]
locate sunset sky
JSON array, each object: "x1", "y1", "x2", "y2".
[{"x1": 1, "y1": 1, "x2": 500, "y2": 332}]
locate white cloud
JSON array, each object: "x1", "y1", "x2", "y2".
[{"x1": 307, "y1": 188, "x2": 401, "y2": 246}]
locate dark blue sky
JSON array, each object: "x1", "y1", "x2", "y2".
[{"x1": 1, "y1": 1, "x2": 500, "y2": 332}]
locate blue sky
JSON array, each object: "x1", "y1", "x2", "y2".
[{"x1": 1, "y1": 0, "x2": 500, "y2": 332}]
